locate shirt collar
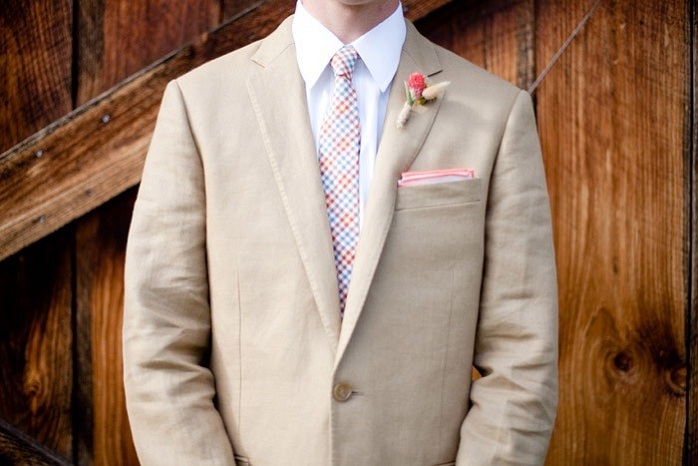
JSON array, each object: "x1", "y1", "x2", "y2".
[{"x1": 292, "y1": 1, "x2": 406, "y2": 92}]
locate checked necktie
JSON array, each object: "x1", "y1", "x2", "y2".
[{"x1": 318, "y1": 45, "x2": 361, "y2": 317}]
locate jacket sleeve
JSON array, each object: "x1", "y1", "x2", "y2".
[
  {"x1": 456, "y1": 90, "x2": 559, "y2": 465},
  {"x1": 123, "y1": 80, "x2": 236, "y2": 466}
]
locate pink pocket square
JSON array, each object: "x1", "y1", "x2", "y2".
[{"x1": 398, "y1": 168, "x2": 476, "y2": 187}]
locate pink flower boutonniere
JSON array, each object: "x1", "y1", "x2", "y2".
[{"x1": 397, "y1": 72, "x2": 451, "y2": 129}]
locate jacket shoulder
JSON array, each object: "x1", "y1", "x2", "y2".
[
  {"x1": 175, "y1": 15, "x2": 294, "y2": 95},
  {"x1": 430, "y1": 40, "x2": 522, "y2": 108},
  {"x1": 175, "y1": 39, "x2": 262, "y2": 92}
]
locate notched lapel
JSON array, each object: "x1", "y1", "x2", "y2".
[
  {"x1": 335, "y1": 23, "x2": 445, "y2": 366},
  {"x1": 247, "y1": 20, "x2": 341, "y2": 351}
]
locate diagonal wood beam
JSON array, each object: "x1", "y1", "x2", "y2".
[{"x1": 0, "y1": 0, "x2": 453, "y2": 262}]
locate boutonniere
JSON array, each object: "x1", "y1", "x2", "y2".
[{"x1": 396, "y1": 72, "x2": 451, "y2": 129}]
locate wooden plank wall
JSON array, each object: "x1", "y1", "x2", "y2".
[
  {"x1": 0, "y1": 1, "x2": 256, "y2": 464},
  {"x1": 535, "y1": 1, "x2": 688, "y2": 463},
  {"x1": 0, "y1": 0, "x2": 692, "y2": 464}
]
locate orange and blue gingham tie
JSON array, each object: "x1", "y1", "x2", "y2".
[{"x1": 318, "y1": 46, "x2": 361, "y2": 317}]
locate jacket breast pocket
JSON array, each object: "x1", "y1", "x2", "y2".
[
  {"x1": 386, "y1": 176, "x2": 486, "y2": 301},
  {"x1": 395, "y1": 178, "x2": 483, "y2": 211}
]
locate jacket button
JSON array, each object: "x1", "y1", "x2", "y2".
[{"x1": 332, "y1": 383, "x2": 353, "y2": 402}]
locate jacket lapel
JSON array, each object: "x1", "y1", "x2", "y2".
[
  {"x1": 247, "y1": 18, "x2": 342, "y2": 351},
  {"x1": 335, "y1": 22, "x2": 444, "y2": 366}
]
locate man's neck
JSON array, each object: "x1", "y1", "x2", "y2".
[{"x1": 301, "y1": 0, "x2": 400, "y2": 44}]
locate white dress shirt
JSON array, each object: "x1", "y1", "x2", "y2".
[{"x1": 292, "y1": 1, "x2": 406, "y2": 225}]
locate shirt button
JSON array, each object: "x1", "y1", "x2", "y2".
[{"x1": 332, "y1": 383, "x2": 353, "y2": 402}]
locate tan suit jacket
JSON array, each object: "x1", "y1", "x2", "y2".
[{"x1": 123, "y1": 16, "x2": 558, "y2": 466}]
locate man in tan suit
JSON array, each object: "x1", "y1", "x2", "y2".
[{"x1": 123, "y1": 0, "x2": 558, "y2": 464}]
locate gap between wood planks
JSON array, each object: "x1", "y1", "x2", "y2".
[{"x1": 528, "y1": 0, "x2": 604, "y2": 94}]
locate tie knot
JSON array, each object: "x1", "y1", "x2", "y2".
[{"x1": 331, "y1": 46, "x2": 359, "y2": 78}]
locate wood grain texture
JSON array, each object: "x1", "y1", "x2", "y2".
[
  {"x1": 0, "y1": 418, "x2": 73, "y2": 466},
  {"x1": 0, "y1": 0, "x2": 73, "y2": 153},
  {"x1": 535, "y1": 0, "x2": 688, "y2": 464},
  {"x1": 75, "y1": 191, "x2": 138, "y2": 466},
  {"x1": 417, "y1": 0, "x2": 534, "y2": 89},
  {"x1": 75, "y1": 0, "x2": 220, "y2": 105},
  {"x1": 0, "y1": 230, "x2": 74, "y2": 459},
  {"x1": 0, "y1": 0, "x2": 453, "y2": 263},
  {"x1": 222, "y1": 0, "x2": 261, "y2": 21},
  {"x1": 689, "y1": 0, "x2": 697, "y2": 462}
]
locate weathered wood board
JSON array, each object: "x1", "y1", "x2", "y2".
[
  {"x1": 0, "y1": 1, "x2": 73, "y2": 152},
  {"x1": 76, "y1": 191, "x2": 138, "y2": 466},
  {"x1": 75, "y1": 0, "x2": 220, "y2": 105},
  {"x1": 0, "y1": 230, "x2": 74, "y2": 459},
  {"x1": 535, "y1": 0, "x2": 688, "y2": 463}
]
